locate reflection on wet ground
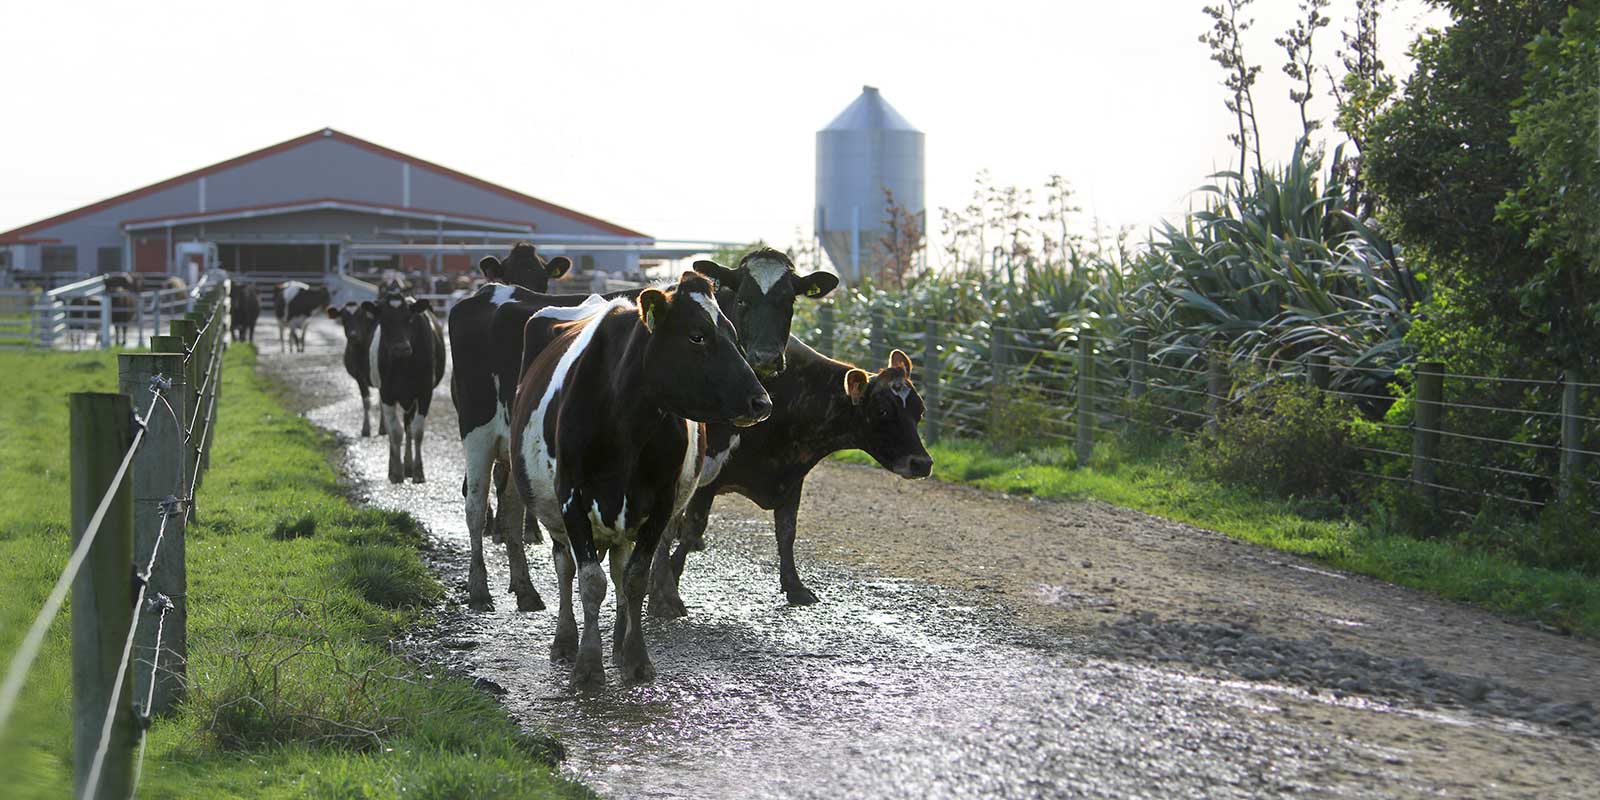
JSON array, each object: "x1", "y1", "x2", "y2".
[{"x1": 264, "y1": 318, "x2": 1590, "y2": 799}]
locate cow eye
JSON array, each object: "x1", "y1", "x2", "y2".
[{"x1": 689, "y1": 331, "x2": 707, "y2": 346}]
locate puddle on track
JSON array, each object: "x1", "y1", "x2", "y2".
[{"x1": 268, "y1": 320, "x2": 1475, "y2": 799}]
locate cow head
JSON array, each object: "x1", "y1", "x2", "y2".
[
  {"x1": 369, "y1": 291, "x2": 430, "y2": 361},
  {"x1": 638, "y1": 271, "x2": 772, "y2": 427},
  {"x1": 479, "y1": 242, "x2": 572, "y2": 292},
  {"x1": 325, "y1": 301, "x2": 376, "y2": 343},
  {"x1": 693, "y1": 248, "x2": 838, "y2": 379},
  {"x1": 843, "y1": 349, "x2": 933, "y2": 479}
]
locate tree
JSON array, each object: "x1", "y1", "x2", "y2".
[
  {"x1": 1276, "y1": 0, "x2": 1331, "y2": 149},
  {"x1": 1200, "y1": 0, "x2": 1265, "y2": 181},
  {"x1": 1498, "y1": 4, "x2": 1600, "y2": 369},
  {"x1": 1362, "y1": 0, "x2": 1571, "y2": 365}
]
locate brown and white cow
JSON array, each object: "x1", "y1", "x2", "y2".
[{"x1": 510, "y1": 272, "x2": 771, "y2": 686}]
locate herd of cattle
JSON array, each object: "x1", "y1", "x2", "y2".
[
  {"x1": 231, "y1": 244, "x2": 932, "y2": 686},
  {"x1": 60, "y1": 272, "x2": 189, "y2": 346}
]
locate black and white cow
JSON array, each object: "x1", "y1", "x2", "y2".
[
  {"x1": 452, "y1": 247, "x2": 838, "y2": 613},
  {"x1": 650, "y1": 341, "x2": 932, "y2": 617},
  {"x1": 276, "y1": 280, "x2": 331, "y2": 352},
  {"x1": 231, "y1": 283, "x2": 261, "y2": 343},
  {"x1": 370, "y1": 285, "x2": 446, "y2": 483},
  {"x1": 510, "y1": 271, "x2": 772, "y2": 686},
  {"x1": 448, "y1": 244, "x2": 572, "y2": 611},
  {"x1": 326, "y1": 301, "x2": 384, "y2": 437}
]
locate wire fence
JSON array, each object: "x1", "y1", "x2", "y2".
[
  {"x1": 804, "y1": 301, "x2": 1597, "y2": 520},
  {"x1": 0, "y1": 276, "x2": 228, "y2": 799}
]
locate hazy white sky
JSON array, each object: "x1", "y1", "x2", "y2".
[{"x1": 0, "y1": 0, "x2": 1447, "y2": 257}]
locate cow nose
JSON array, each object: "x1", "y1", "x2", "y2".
[
  {"x1": 751, "y1": 351, "x2": 785, "y2": 378},
  {"x1": 901, "y1": 454, "x2": 933, "y2": 478},
  {"x1": 749, "y1": 394, "x2": 772, "y2": 420}
]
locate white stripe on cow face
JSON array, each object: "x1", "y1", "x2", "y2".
[
  {"x1": 892, "y1": 380, "x2": 911, "y2": 407},
  {"x1": 689, "y1": 292, "x2": 720, "y2": 326},
  {"x1": 746, "y1": 258, "x2": 788, "y2": 295}
]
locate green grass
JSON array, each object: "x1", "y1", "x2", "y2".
[
  {"x1": 837, "y1": 436, "x2": 1600, "y2": 637},
  {"x1": 0, "y1": 347, "x2": 590, "y2": 799}
]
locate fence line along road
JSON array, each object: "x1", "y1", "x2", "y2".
[
  {"x1": 0, "y1": 276, "x2": 228, "y2": 800},
  {"x1": 809, "y1": 301, "x2": 1595, "y2": 517}
]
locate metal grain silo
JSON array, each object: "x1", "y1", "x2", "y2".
[{"x1": 815, "y1": 86, "x2": 924, "y2": 284}]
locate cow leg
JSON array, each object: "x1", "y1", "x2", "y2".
[
  {"x1": 775, "y1": 492, "x2": 817, "y2": 605},
  {"x1": 563, "y1": 493, "x2": 607, "y2": 687},
  {"x1": 489, "y1": 461, "x2": 509, "y2": 544},
  {"x1": 609, "y1": 545, "x2": 629, "y2": 666},
  {"x1": 667, "y1": 488, "x2": 715, "y2": 583},
  {"x1": 461, "y1": 425, "x2": 496, "y2": 611},
  {"x1": 496, "y1": 477, "x2": 544, "y2": 612},
  {"x1": 550, "y1": 544, "x2": 578, "y2": 662},
  {"x1": 652, "y1": 489, "x2": 710, "y2": 619},
  {"x1": 408, "y1": 413, "x2": 427, "y2": 483},
  {"x1": 377, "y1": 397, "x2": 388, "y2": 435},
  {"x1": 384, "y1": 404, "x2": 404, "y2": 483},
  {"x1": 620, "y1": 521, "x2": 664, "y2": 682},
  {"x1": 647, "y1": 518, "x2": 683, "y2": 619},
  {"x1": 358, "y1": 383, "x2": 372, "y2": 437},
  {"x1": 401, "y1": 409, "x2": 417, "y2": 480}
]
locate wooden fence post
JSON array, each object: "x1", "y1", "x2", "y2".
[
  {"x1": 118, "y1": 353, "x2": 187, "y2": 717},
  {"x1": 990, "y1": 322, "x2": 1008, "y2": 388},
  {"x1": 1308, "y1": 353, "x2": 1331, "y2": 391},
  {"x1": 1206, "y1": 346, "x2": 1228, "y2": 432},
  {"x1": 816, "y1": 303, "x2": 835, "y2": 357},
  {"x1": 1129, "y1": 331, "x2": 1147, "y2": 400},
  {"x1": 869, "y1": 305, "x2": 887, "y2": 367},
  {"x1": 922, "y1": 318, "x2": 941, "y2": 444},
  {"x1": 70, "y1": 393, "x2": 135, "y2": 800},
  {"x1": 1411, "y1": 361, "x2": 1444, "y2": 506},
  {"x1": 1077, "y1": 328, "x2": 1094, "y2": 467},
  {"x1": 1561, "y1": 374, "x2": 1584, "y2": 500}
]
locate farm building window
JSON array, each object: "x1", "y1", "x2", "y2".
[
  {"x1": 42, "y1": 246, "x2": 77, "y2": 273},
  {"x1": 97, "y1": 246, "x2": 123, "y2": 272},
  {"x1": 0, "y1": 249, "x2": 10, "y2": 270}
]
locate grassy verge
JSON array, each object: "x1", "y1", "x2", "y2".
[
  {"x1": 836, "y1": 436, "x2": 1600, "y2": 637},
  {"x1": 0, "y1": 347, "x2": 589, "y2": 799}
]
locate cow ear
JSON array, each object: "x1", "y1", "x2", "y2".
[
  {"x1": 796, "y1": 270, "x2": 840, "y2": 299},
  {"x1": 410, "y1": 298, "x2": 432, "y2": 314},
  {"x1": 360, "y1": 301, "x2": 379, "y2": 316},
  {"x1": 889, "y1": 349, "x2": 912, "y2": 376},
  {"x1": 692, "y1": 259, "x2": 741, "y2": 290},
  {"x1": 478, "y1": 256, "x2": 503, "y2": 281},
  {"x1": 639, "y1": 288, "x2": 670, "y2": 333},
  {"x1": 545, "y1": 256, "x2": 572, "y2": 280},
  {"x1": 325, "y1": 307, "x2": 342, "y2": 320},
  {"x1": 844, "y1": 368, "x2": 870, "y2": 405}
]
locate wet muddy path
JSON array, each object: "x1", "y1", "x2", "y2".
[{"x1": 263, "y1": 319, "x2": 1598, "y2": 799}]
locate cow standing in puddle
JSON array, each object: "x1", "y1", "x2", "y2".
[
  {"x1": 370, "y1": 283, "x2": 446, "y2": 483},
  {"x1": 510, "y1": 273, "x2": 771, "y2": 685}
]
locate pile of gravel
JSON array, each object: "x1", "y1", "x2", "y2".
[{"x1": 1097, "y1": 612, "x2": 1598, "y2": 737}]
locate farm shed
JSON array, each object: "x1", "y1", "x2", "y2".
[{"x1": 0, "y1": 128, "x2": 660, "y2": 286}]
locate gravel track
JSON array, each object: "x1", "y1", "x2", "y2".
[{"x1": 261, "y1": 317, "x2": 1599, "y2": 799}]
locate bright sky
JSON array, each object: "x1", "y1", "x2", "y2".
[{"x1": 0, "y1": 0, "x2": 1448, "y2": 261}]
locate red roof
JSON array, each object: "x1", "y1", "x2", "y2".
[{"x1": 0, "y1": 128, "x2": 650, "y2": 243}]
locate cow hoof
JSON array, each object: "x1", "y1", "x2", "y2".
[
  {"x1": 388, "y1": 472, "x2": 404, "y2": 484},
  {"x1": 571, "y1": 652, "x2": 605, "y2": 688},
  {"x1": 412, "y1": 473, "x2": 426, "y2": 484},
  {"x1": 467, "y1": 593, "x2": 494, "y2": 612},
  {"x1": 785, "y1": 586, "x2": 820, "y2": 606},
  {"x1": 514, "y1": 589, "x2": 546, "y2": 613},
  {"x1": 550, "y1": 634, "x2": 578, "y2": 663},
  {"x1": 360, "y1": 425, "x2": 371, "y2": 438},
  {"x1": 649, "y1": 594, "x2": 688, "y2": 619},
  {"x1": 624, "y1": 660, "x2": 656, "y2": 683}
]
